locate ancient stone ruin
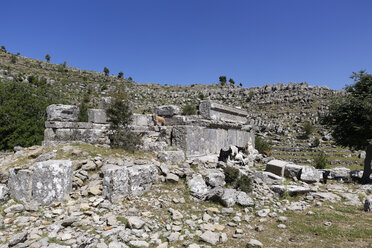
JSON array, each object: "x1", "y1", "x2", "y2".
[{"x1": 43, "y1": 100, "x2": 255, "y2": 159}]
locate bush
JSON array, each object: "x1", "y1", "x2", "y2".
[
  {"x1": 45, "y1": 54, "x2": 51, "y2": 62},
  {"x1": 118, "y1": 72, "x2": 124, "y2": 79},
  {"x1": 182, "y1": 104, "x2": 197, "y2": 115},
  {"x1": 312, "y1": 137, "x2": 320, "y2": 147},
  {"x1": 255, "y1": 136, "x2": 271, "y2": 155},
  {"x1": 0, "y1": 80, "x2": 60, "y2": 150},
  {"x1": 302, "y1": 121, "x2": 314, "y2": 139},
  {"x1": 229, "y1": 78, "x2": 235, "y2": 85},
  {"x1": 103, "y1": 67, "x2": 109, "y2": 76},
  {"x1": 236, "y1": 175, "x2": 252, "y2": 193},
  {"x1": 314, "y1": 151, "x2": 328, "y2": 169},
  {"x1": 78, "y1": 94, "x2": 90, "y2": 122},
  {"x1": 106, "y1": 91, "x2": 142, "y2": 152},
  {"x1": 223, "y1": 167, "x2": 239, "y2": 185}
]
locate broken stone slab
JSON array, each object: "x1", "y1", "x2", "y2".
[
  {"x1": 157, "y1": 151, "x2": 185, "y2": 165},
  {"x1": 132, "y1": 114, "x2": 153, "y2": 126},
  {"x1": 205, "y1": 172, "x2": 225, "y2": 187},
  {"x1": 199, "y1": 100, "x2": 247, "y2": 124},
  {"x1": 284, "y1": 163, "x2": 303, "y2": 178},
  {"x1": 266, "y1": 160, "x2": 287, "y2": 177},
  {"x1": 102, "y1": 164, "x2": 158, "y2": 203},
  {"x1": 46, "y1": 104, "x2": 79, "y2": 122},
  {"x1": 300, "y1": 166, "x2": 321, "y2": 183},
  {"x1": 253, "y1": 171, "x2": 285, "y2": 185},
  {"x1": 236, "y1": 191, "x2": 254, "y2": 206},
  {"x1": 155, "y1": 105, "x2": 180, "y2": 117},
  {"x1": 0, "y1": 184, "x2": 9, "y2": 202},
  {"x1": 88, "y1": 109, "x2": 108, "y2": 124},
  {"x1": 329, "y1": 167, "x2": 351, "y2": 181},
  {"x1": 270, "y1": 185, "x2": 311, "y2": 196},
  {"x1": 8, "y1": 160, "x2": 73, "y2": 205},
  {"x1": 310, "y1": 192, "x2": 341, "y2": 203},
  {"x1": 45, "y1": 121, "x2": 93, "y2": 129},
  {"x1": 187, "y1": 174, "x2": 209, "y2": 201}
]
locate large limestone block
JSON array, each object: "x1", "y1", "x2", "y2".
[
  {"x1": 102, "y1": 165, "x2": 130, "y2": 203},
  {"x1": 329, "y1": 167, "x2": 351, "y2": 181},
  {"x1": 300, "y1": 166, "x2": 321, "y2": 183},
  {"x1": 8, "y1": 160, "x2": 73, "y2": 204},
  {"x1": 253, "y1": 171, "x2": 285, "y2": 185},
  {"x1": 0, "y1": 184, "x2": 9, "y2": 202},
  {"x1": 266, "y1": 160, "x2": 287, "y2": 177},
  {"x1": 127, "y1": 164, "x2": 158, "y2": 196},
  {"x1": 199, "y1": 100, "x2": 247, "y2": 124},
  {"x1": 157, "y1": 151, "x2": 186, "y2": 165},
  {"x1": 155, "y1": 105, "x2": 180, "y2": 117},
  {"x1": 32, "y1": 160, "x2": 73, "y2": 204},
  {"x1": 8, "y1": 169, "x2": 33, "y2": 203},
  {"x1": 102, "y1": 164, "x2": 158, "y2": 203},
  {"x1": 132, "y1": 114, "x2": 153, "y2": 126},
  {"x1": 46, "y1": 104, "x2": 79, "y2": 122},
  {"x1": 187, "y1": 174, "x2": 209, "y2": 201},
  {"x1": 88, "y1": 109, "x2": 108, "y2": 124},
  {"x1": 284, "y1": 163, "x2": 303, "y2": 178}
]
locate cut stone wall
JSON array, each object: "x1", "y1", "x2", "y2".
[{"x1": 199, "y1": 100, "x2": 248, "y2": 124}]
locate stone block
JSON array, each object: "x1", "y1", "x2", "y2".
[
  {"x1": 199, "y1": 100, "x2": 247, "y2": 124},
  {"x1": 270, "y1": 185, "x2": 311, "y2": 196},
  {"x1": 32, "y1": 160, "x2": 74, "y2": 204},
  {"x1": 132, "y1": 114, "x2": 153, "y2": 126},
  {"x1": 300, "y1": 166, "x2": 321, "y2": 183},
  {"x1": 157, "y1": 151, "x2": 185, "y2": 165},
  {"x1": 266, "y1": 160, "x2": 287, "y2": 177},
  {"x1": 0, "y1": 184, "x2": 9, "y2": 202},
  {"x1": 46, "y1": 104, "x2": 79, "y2": 122},
  {"x1": 155, "y1": 105, "x2": 180, "y2": 117},
  {"x1": 284, "y1": 163, "x2": 303, "y2": 178},
  {"x1": 329, "y1": 167, "x2": 351, "y2": 181},
  {"x1": 102, "y1": 164, "x2": 158, "y2": 203},
  {"x1": 88, "y1": 109, "x2": 108, "y2": 124},
  {"x1": 253, "y1": 171, "x2": 285, "y2": 185},
  {"x1": 8, "y1": 160, "x2": 73, "y2": 204}
]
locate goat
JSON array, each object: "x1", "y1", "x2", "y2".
[{"x1": 153, "y1": 114, "x2": 166, "y2": 126}]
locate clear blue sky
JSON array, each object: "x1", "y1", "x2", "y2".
[{"x1": 1, "y1": 0, "x2": 372, "y2": 89}]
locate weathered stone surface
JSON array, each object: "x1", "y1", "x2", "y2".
[
  {"x1": 271, "y1": 185, "x2": 311, "y2": 196},
  {"x1": 330, "y1": 167, "x2": 351, "y2": 181},
  {"x1": 284, "y1": 163, "x2": 303, "y2": 178},
  {"x1": 8, "y1": 231, "x2": 28, "y2": 246},
  {"x1": 132, "y1": 114, "x2": 153, "y2": 126},
  {"x1": 187, "y1": 174, "x2": 209, "y2": 201},
  {"x1": 364, "y1": 196, "x2": 372, "y2": 212},
  {"x1": 31, "y1": 160, "x2": 74, "y2": 204},
  {"x1": 266, "y1": 160, "x2": 287, "y2": 177},
  {"x1": 311, "y1": 192, "x2": 341, "y2": 203},
  {"x1": 172, "y1": 125, "x2": 254, "y2": 157},
  {"x1": 126, "y1": 216, "x2": 145, "y2": 229},
  {"x1": 88, "y1": 109, "x2": 108, "y2": 124},
  {"x1": 200, "y1": 230, "x2": 220, "y2": 245},
  {"x1": 300, "y1": 166, "x2": 321, "y2": 183},
  {"x1": 0, "y1": 184, "x2": 9, "y2": 202},
  {"x1": 8, "y1": 169, "x2": 33, "y2": 203},
  {"x1": 155, "y1": 105, "x2": 180, "y2": 117},
  {"x1": 157, "y1": 151, "x2": 185, "y2": 165},
  {"x1": 103, "y1": 164, "x2": 158, "y2": 203},
  {"x1": 46, "y1": 104, "x2": 79, "y2": 122},
  {"x1": 220, "y1": 188, "x2": 238, "y2": 207},
  {"x1": 253, "y1": 171, "x2": 285, "y2": 185},
  {"x1": 205, "y1": 172, "x2": 225, "y2": 187},
  {"x1": 246, "y1": 238, "x2": 263, "y2": 248},
  {"x1": 236, "y1": 191, "x2": 254, "y2": 206},
  {"x1": 199, "y1": 100, "x2": 247, "y2": 124}
]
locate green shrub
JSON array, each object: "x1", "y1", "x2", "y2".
[
  {"x1": 219, "y1": 76, "x2": 227, "y2": 84},
  {"x1": 106, "y1": 91, "x2": 142, "y2": 152},
  {"x1": 255, "y1": 136, "x2": 271, "y2": 155},
  {"x1": 0, "y1": 80, "x2": 61, "y2": 150},
  {"x1": 314, "y1": 151, "x2": 328, "y2": 169},
  {"x1": 78, "y1": 94, "x2": 90, "y2": 122},
  {"x1": 103, "y1": 67, "x2": 109, "y2": 76},
  {"x1": 223, "y1": 167, "x2": 239, "y2": 185},
  {"x1": 312, "y1": 137, "x2": 320, "y2": 147},
  {"x1": 236, "y1": 175, "x2": 252, "y2": 193},
  {"x1": 45, "y1": 54, "x2": 51, "y2": 62},
  {"x1": 302, "y1": 121, "x2": 314, "y2": 139},
  {"x1": 182, "y1": 104, "x2": 197, "y2": 115}
]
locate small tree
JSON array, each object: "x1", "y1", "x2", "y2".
[
  {"x1": 106, "y1": 90, "x2": 142, "y2": 152},
  {"x1": 322, "y1": 70, "x2": 372, "y2": 183},
  {"x1": 219, "y1": 76, "x2": 227, "y2": 85},
  {"x1": 103, "y1": 67, "x2": 110, "y2": 76},
  {"x1": 78, "y1": 94, "x2": 90, "y2": 122},
  {"x1": 229, "y1": 78, "x2": 235, "y2": 85},
  {"x1": 118, "y1": 72, "x2": 124, "y2": 79},
  {"x1": 255, "y1": 136, "x2": 271, "y2": 155},
  {"x1": 314, "y1": 151, "x2": 328, "y2": 169},
  {"x1": 239, "y1": 83, "x2": 243, "y2": 87},
  {"x1": 0, "y1": 46, "x2": 6, "y2": 52},
  {"x1": 302, "y1": 121, "x2": 314, "y2": 139},
  {"x1": 128, "y1": 76, "x2": 133, "y2": 81},
  {"x1": 45, "y1": 54, "x2": 51, "y2": 62}
]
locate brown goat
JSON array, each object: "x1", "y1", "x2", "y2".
[{"x1": 153, "y1": 114, "x2": 166, "y2": 126}]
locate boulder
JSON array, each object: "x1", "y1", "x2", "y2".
[
  {"x1": 300, "y1": 166, "x2": 321, "y2": 183},
  {"x1": 220, "y1": 188, "x2": 238, "y2": 207},
  {"x1": 284, "y1": 163, "x2": 303, "y2": 178},
  {"x1": 266, "y1": 160, "x2": 287, "y2": 177},
  {"x1": 88, "y1": 109, "x2": 108, "y2": 124},
  {"x1": 311, "y1": 192, "x2": 341, "y2": 203},
  {"x1": 127, "y1": 164, "x2": 158, "y2": 196},
  {"x1": 0, "y1": 184, "x2": 9, "y2": 202},
  {"x1": 329, "y1": 167, "x2": 351, "y2": 181},
  {"x1": 271, "y1": 185, "x2": 311, "y2": 196},
  {"x1": 236, "y1": 191, "x2": 254, "y2": 206},
  {"x1": 253, "y1": 171, "x2": 285, "y2": 185},
  {"x1": 200, "y1": 230, "x2": 220, "y2": 245},
  {"x1": 187, "y1": 174, "x2": 209, "y2": 201},
  {"x1": 155, "y1": 105, "x2": 180, "y2": 117},
  {"x1": 46, "y1": 104, "x2": 79, "y2": 122},
  {"x1": 205, "y1": 172, "x2": 226, "y2": 187}
]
